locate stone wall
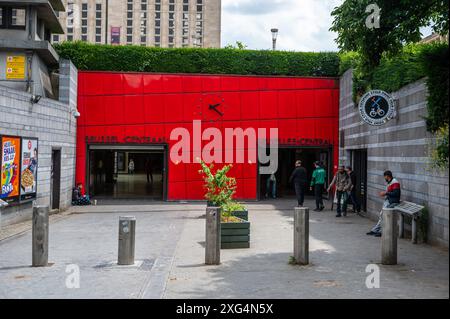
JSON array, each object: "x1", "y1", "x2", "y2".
[
  {"x1": 0, "y1": 61, "x2": 77, "y2": 226},
  {"x1": 339, "y1": 69, "x2": 449, "y2": 248}
]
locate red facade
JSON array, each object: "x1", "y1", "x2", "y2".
[{"x1": 76, "y1": 71, "x2": 339, "y2": 200}]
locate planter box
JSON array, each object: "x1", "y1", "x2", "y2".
[
  {"x1": 231, "y1": 210, "x2": 248, "y2": 221},
  {"x1": 221, "y1": 217, "x2": 250, "y2": 249}
]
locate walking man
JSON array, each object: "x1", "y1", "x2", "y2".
[
  {"x1": 310, "y1": 161, "x2": 326, "y2": 211},
  {"x1": 265, "y1": 172, "x2": 277, "y2": 199},
  {"x1": 128, "y1": 159, "x2": 135, "y2": 175},
  {"x1": 346, "y1": 166, "x2": 361, "y2": 213},
  {"x1": 289, "y1": 160, "x2": 307, "y2": 206},
  {"x1": 367, "y1": 170, "x2": 401, "y2": 237},
  {"x1": 327, "y1": 166, "x2": 352, "y2": 217}
]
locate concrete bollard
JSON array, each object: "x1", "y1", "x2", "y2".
[
  {"x1": 118, "y1": 216, "x2": 136, "y2": 265},
  {"x1": 381, "y1": 208, "x2": 398, "y2": 265},
  {"x1": 32, "y1": 206, "x2": 49, "y2": 267},
  {"x1": 294, "y1": 207, "x2": 309, "y2": 265},
  {"x1": 205, "y1": 206, "x2": 221, "y2": 265}
]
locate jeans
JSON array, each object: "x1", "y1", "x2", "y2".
[
  {"x1": 294, "y1": 182, "x2": 306, "y2": 206},
  {"x1": 266, "y1": 179, "x2": 276, "y2": 198},
  {"x1": 314, "y1": 184, "x2": 324, "y2": 209},
  {"x1": 336, "y1": 191, "x2": 348, "y2": 214},
  {"x1": 348, "y1": 190, "x2": 360, "y2": 212},
  {"x1": 371, "y1": 200, "x2": 399, "y2": 233},
  {"x1": 73, "y1": 195, "x2": 91, "y2": 206}
]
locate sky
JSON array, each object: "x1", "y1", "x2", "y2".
[{"x1": 221, "y1": 0, "x2": 433, "y2": 52}]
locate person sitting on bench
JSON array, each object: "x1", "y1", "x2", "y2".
[
  {"x1": 72, "y1": 183, "x2": 91, "y2": 206},
  {"x1": 367, "y1": 170, "x2": 401, "y2": 237}
]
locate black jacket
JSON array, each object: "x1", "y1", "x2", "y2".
[
  {"x1": 349, "y1": 171, "x2": 357, "y2": 191},
  {"x1": 289, "y1": 167, "x2": 308, "y2": 185}
]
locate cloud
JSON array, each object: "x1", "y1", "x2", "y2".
[{"x1": 221, "y1": 0, "x2": 343, "y2": 51}]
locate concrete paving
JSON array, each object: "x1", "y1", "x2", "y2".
[{"x1": 0, "y1": 199, "x2": 448, "y2": 299}]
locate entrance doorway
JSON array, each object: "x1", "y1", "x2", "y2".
[
  {"x1": 87, "y1": 145, "x2": 167, "y2": 200},
  {"x1": 351, "y1": 149, "x2": 368, "y2": 212},
  {"x1": 50, "y1": 149, "x2": 61, "y2": 210},
  {"x1": 259, "y1": 147, "x2": 332, "y2": 199}
]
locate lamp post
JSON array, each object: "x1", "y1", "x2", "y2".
[{"x1": 271, "y1": 28, "x2": 279, "y2": 51}]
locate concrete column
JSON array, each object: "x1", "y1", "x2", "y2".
[
  {"x1": 205, "y1": 206, "x2": 221, "y2": 265},
  {"x1": 32, "y1": 206, "x2": 49, "y2": 267},
  {"x1": 294, "y1": 207, "x2": 309, "y2": 265},
  {"x1": 118, "y1": 216, "x2": 136, "y2": 265},
  {"x1": 381, "y1": 208, "x2": 398, "y2": 265}
]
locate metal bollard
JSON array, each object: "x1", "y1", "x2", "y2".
[
  {"x1": 32, "y1": 206, "x2": 49, "y2": 267},
  {"x1": 205, "y1": 206, "x2": 221, "y2": 265},
  {"x1": 381, "y1": 208, "x2": 398, "y2": 265},
  {"x1": 118, "y1": 216, "x2": 136, "y2": 265},
  {"x1": 294, "y1": 207, "x2": 309, "y2": 265}
]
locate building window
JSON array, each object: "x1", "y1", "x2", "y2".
[
  {"x1": 194, "y1": 0, "x2": 204, "y2": 47},
  {"x1": 95, "y1": 3, "x2": 102, "y2": 43},
  {"x1": 140, "y1": 0, "x2": 148, "y2": 45},
  {"x1": 81, "y1": 2, "x2": 88, "y2": 41},
  {"x1": 182, "y1": 0, "x2": 189, "y2": 47},
  {"x1": 66, "y1": 1, "x2": 74, "y2": 40},
  {"x1": 127, "y1": 0, "x2": 133, "y2": 44},
  {"x1": 0, "y1": 7, "x2": 27, "y2": 29},
  {"x1": 154, "y1": 0, "x2": 161, "y2": 46},
  {"x1": 52, "y1": 34, "x2": 60, "y2": 43},
  {"x1": 168, "y1": 0, "x2": 175, "y2": 46}
]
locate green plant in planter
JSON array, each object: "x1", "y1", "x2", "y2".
[{"x1": 198, "y1": 160, "x2": 237, "y2": 210}]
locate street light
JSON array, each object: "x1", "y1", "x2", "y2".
[{"x1": 271, "y1": 28, "x2": 279, "y2": 51}]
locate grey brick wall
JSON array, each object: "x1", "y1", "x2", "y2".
[
  {"x1": 0, "y1": 61, "x2": 78, "y2": 226},
  {"x1": 339, "y1": 69, "x2": 449, "y2": 248}
]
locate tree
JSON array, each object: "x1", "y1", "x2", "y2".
[
  {"x1": 224, "y1": 41, "x2": 248, "y2": 50},
  {"x1": 330, "y1": 0, "x2": 449, "y2": 72}
]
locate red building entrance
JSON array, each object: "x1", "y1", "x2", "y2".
[{"x1": 76, "y1": 72, "x2": 339, "y2": 201}]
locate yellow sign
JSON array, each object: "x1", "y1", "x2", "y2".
[{"x1": 6, "y1": 55, "x2": 26, "y2": 80}]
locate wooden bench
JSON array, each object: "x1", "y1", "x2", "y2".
[{"x1": 394, "y1": 201, "x2": 425, "y2": 244}]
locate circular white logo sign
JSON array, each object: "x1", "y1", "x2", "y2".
[{"x1": 358, "y1": 90, "x2": 395, "y2": 126}]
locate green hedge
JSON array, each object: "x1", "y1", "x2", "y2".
[{"x1": 54, "y1": 41, "x2": 340, "y2": 77}]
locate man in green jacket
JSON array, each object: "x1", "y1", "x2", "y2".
[{"x1": 310, "y1": 161, "x2": 326, "y2": 211}]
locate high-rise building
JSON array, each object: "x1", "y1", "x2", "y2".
[{"x1": 52, "y1": 0, "x2": 221, "y2": 48}]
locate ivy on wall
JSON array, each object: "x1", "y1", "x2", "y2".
[{"x1": 54, "y1": 41, "x2": 340, "y2": 77}]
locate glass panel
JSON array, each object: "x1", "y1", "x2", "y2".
[{"x1": 11, "y1": 8, "x2": 26, "y2": 27}]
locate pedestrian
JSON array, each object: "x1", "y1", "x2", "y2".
[
  {"x1": 128, "y1": 159, "x2": 135, "y2": 174},
  {"x1": 289, "y1": 160, "x2": 307, "y2": 206},
  {"x1": 265, "y1": 172, "x2": 277, "y2": 199},
  {"x1": 145, "y1": 158, "x2": 153, "y2": 184},
  {"x1": 345, "y1": 166, "x2": 361, "y2": 213},
  {"x1": 72, "y1": 183, "x2": 91, "y2": 206},
  {"x1": 327, "y1": 166, "x2": 352, "y2": 217},
  {"x1": 310, "y1": 161, "x2": 326, "y2": 211},
  {"x1": 367, "y1": 170, "x2": 401, "y2": 237}
]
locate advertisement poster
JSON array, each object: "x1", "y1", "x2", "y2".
[
  {"x1": 6, "y1": 55, "x2": 26, "y2": 80},
  {"x1": 1, "y1": 136, "x2": 21, "y2": 203},
  {"x1": 111, "y1": 27, "x2": 121, "y2": 45},
  {"x1": 20, "y1": 138, "x2": 38, "y2": 201}
]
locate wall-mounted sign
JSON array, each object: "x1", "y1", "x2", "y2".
[
  {"x1": 111, "y1": 27, "x2": 121, "y2": 45},
  {"x1": 1, "y1": 136, "x2": 21, "y2": 203},
  {"x1": 20, "y1": 138, "x2": 38, "y2": 201},
  {"x1": 359, "y1": 90, "x2": 395, "y2": 126},
  {"x1": 6, "y1": 55, "x2": 26, "y2": 80}
]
